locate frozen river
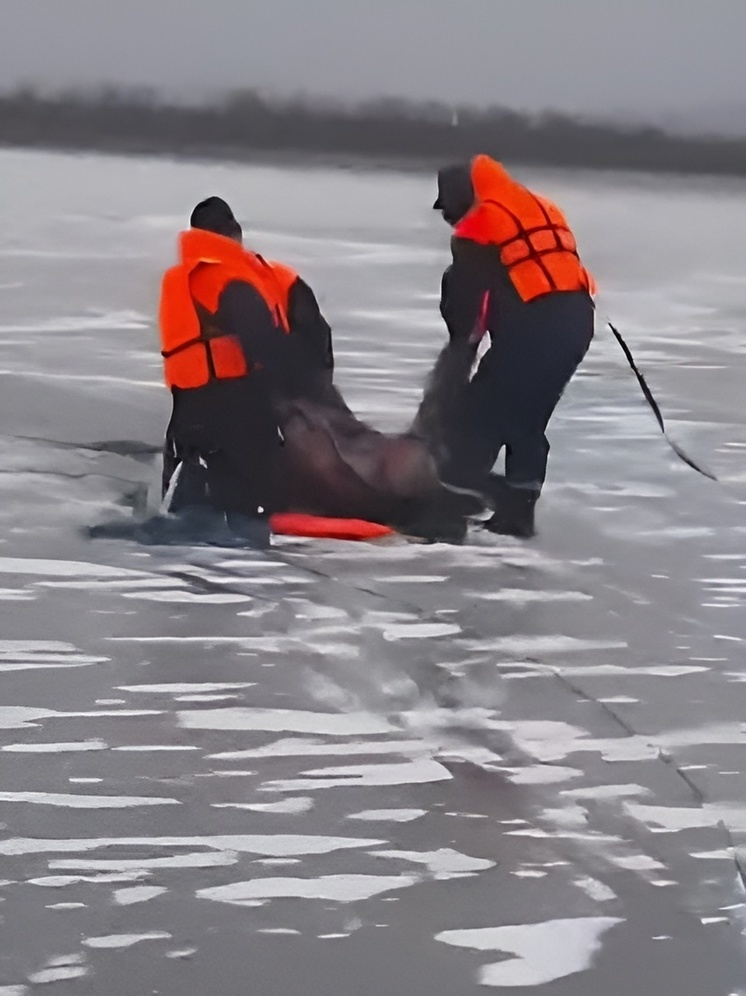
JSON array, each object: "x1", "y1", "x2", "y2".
[{"x1": 1, "y1": 148, "x2": 746, "y2": 993}]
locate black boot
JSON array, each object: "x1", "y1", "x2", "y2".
[
  {"x1": 225, "y1": 511, "x2": 272, "y2": 549},
  {"x1": 484, "y1": 484, "x2": 539, "y2": 539},
  {"x1": 164, "y1": 453, "x2": 210, "y2": 513}
]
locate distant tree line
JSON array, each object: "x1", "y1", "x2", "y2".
[{"x1": 2, "y1": 86, "x2": 746, "y2": 176}]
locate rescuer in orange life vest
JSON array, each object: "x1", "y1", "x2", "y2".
[
  {"x1": 432, "y1": 154, "x2": 595, "y2": 538},
  {"x1": 159, "y1": 196, "x2": 334, "y2": 536}
]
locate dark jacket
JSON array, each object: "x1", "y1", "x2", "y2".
[{"x1": 214, "y1": 272, "x2": 334, "y2": 400}]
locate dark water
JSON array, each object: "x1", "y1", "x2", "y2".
[{"x1": 1, "y1": 148, "x2": 746, "y2": 993}]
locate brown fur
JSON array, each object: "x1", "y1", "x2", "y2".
[{"x1": 271, "y1": 340, "x2": 479, "y2": 530}]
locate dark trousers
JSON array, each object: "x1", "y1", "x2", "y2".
[
  {"x1": 443, "y1": 292, "x2": 594, "y2": 492},
  {"x1": 164, "y1": 379, "x2": 281, "y2": 517}
]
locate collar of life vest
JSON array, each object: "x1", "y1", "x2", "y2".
[{"x1": 177, "y1": 228, "x2": 264, "y2": 274}]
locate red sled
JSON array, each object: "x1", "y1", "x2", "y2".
[{"x1": 270, "y1": 513, "x2": 396, "y2": 542}]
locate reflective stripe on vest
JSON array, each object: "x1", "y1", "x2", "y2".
[{"x1": 454, "y1": 155, "x2": 595, "y2": 303}]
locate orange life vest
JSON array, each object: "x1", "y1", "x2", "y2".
[
  {"x1": 159, "y1": 228, "x2": 294, "y2": 390},
  {"x1": 454, "y1": 155, "x2": 596, "y2": 302}
]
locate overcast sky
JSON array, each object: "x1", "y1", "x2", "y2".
[{"x1": 4, "y1": 1, "x2": 746, "y2": 126}]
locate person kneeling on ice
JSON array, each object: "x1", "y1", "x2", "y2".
[
  {"x1": 429, "y1": 154, "x2": 596, "y2": 538},
  {"x1": 159, "y1": 196, "x2": 335, "y2": 539}
]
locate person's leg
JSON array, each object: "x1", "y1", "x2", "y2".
[
  {"x1": 162, "y1": 388, "x2": 215, "y2": 512},
  {"x1": 161, "y1": 393, "x2": 181, "y2": 499},
  {"x1": 484, "y1": 293, "x2": 594, "y2": 536},
  {"x1": 201, "y1": 378, "x2": 282, "y2": 525},
  {"x1": 503, "y1": 427, "x2": 550, "y2": 492},
  {"x1": 505, "y1": 297, "x2": 593, "y2": 489},
  {"x1": 164, "y1": 380, "x2": 280, "y2": 531},
  {"x1": 161, "y1": 434, "x2": 178, "y2": 500},
  {"x1": 204, "y1": 441, "x2": 273, "y2": 518}
]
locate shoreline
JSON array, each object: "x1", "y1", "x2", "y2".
[
  {"x1": 5, "y1": 135, "x2": 746, "y2": 185},
  {"x1": 3, "y1": 90, "x2": 746, "y2": 181}
]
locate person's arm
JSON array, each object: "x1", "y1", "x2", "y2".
[
  {"x1": 217, "y1": 279, "x2": 285, "y2": 367},
  {"x1": 286, "y1": 276, "x2": 334, "y2": 373},
  {"x1": 440, "y1": 238, "x2": 495, "y2": 342},
  {"x1": 215, "y1": 279, "x2": 314, "y2": 396}
]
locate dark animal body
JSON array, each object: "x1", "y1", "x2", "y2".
[{"x1": 267, "y1": 343, "x2": 482, "y2": 536}]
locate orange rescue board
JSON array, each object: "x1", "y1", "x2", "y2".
[{"x1": 270, "y1": 513, "x2": 395, "y2": 541}]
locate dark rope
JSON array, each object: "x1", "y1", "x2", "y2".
[{"x1": 607, "y1": 321, "x2": 717, "y2": 481}]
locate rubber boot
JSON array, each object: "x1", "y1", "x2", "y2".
[
  {"x1": 165, "y1": 454, "x2": 210, "y2": 513},
  {"x1": 225, "y1": 511, "x2": 272, "y2": 549},
  {"x1": 484, "y1": 484, "x2": 539, "y2": 539}
]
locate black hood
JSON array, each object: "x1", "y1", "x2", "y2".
[
  {"x1": 433, "y1": 164, "x2": 475, "y2": 226},
  {"x1": 190, "y1": 196, "x2": 243, "y2": 240}
]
